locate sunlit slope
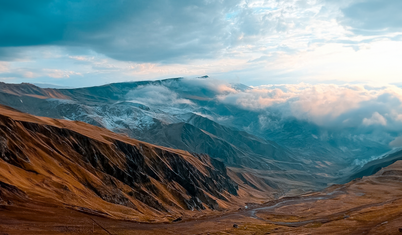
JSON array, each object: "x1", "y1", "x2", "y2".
[
  {"x1": 0, "y1": 104, "x2": 258, "y2": 222},
  {"x1": 0, "y1": 80, "x2": 332, "y2": 193}
]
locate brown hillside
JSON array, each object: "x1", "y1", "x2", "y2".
[{"x1": 0, "y1": 104, "x2": 268, "y2": 225}]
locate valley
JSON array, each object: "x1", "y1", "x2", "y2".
[
  {"x1": 1, "y1": 79, "x2": 402, "y2": 234},
  {"x1": 1, "y1": 1, "x2": 401, "y2": 234},
  {"x1": 2, "y1": 156, "x2": 402, "y2": 234}
]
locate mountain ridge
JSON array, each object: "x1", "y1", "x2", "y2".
[
  {"x1": 0, "y1": 78, "x2": 395, "y2": 194},
  {"x1": 0, "y1": 104, "x2": 269, "y2": 223}
]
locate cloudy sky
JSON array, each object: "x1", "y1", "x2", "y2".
[{"x1": 0, "y1": 0, "x2": 401, "y2": 87}]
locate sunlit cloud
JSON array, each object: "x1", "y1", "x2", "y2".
[
  {"x1": 217, "y1": 82, "x2": 402, "y2": 130},
  {"x1": 0, "y1": 62, "x2": 9, "y2": 73},
  {"x1": 362, "y1": 112, "x2": 387, "y2": 126},
  {"x1": 0, "y1": 0, "x2": 401, "y2": 86},
  {"x1": 44, "y1": 69, "x2": 82, "y2": 79}
]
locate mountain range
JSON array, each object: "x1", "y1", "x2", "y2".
[
  {"x1": 0, "y1": 78, "x2": 399, "y2": 195},
  {"x1": 0, "y1": 104, "x2": 260, "y2": 222},
  {"x1": 1, "y1": 102, "x2": 402, "y2": 234}
]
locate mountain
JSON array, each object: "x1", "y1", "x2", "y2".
[
  {"x1": 0, "y1": 80, "x2": 328, "y2": 193},
  {"x1": 0, "y1": 78, "x2": 395, "y2": 193},
  {"x1": 0, "y1": 104, "x2": 271, "y2": 224},
  {"x1": 1, "y1": 79, "x2": 402, "y2": 234},
  {"x1": 1, "y1": 107, "x2": 401, "y2": 234},
  {"x1": 344, "y1": 148, "x2": 402, "y2": 182}
]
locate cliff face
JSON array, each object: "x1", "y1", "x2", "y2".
[{"x1": 0, "y1": 105, "x2": 239, "y2": 222}]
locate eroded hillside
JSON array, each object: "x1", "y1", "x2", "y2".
[{"x1": 0, "y1": 104, "x2": 271, "y2": 225}]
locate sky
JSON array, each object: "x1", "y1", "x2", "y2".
[{"x1": 0, "y1": 0, "x2": 401, "y2": 87}]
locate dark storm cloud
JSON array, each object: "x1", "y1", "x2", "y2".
[
  {"x1": 0, "y1": 0, "x2": 240, "y2": 63},
  {"x1": 340, "y1": 0, "x2": 402, "y2": 35}
]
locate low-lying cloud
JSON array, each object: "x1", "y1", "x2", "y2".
[
  {"x1": 126, "y1": 85, "x2": 194, "y2": 106},
  {"x1": 121, "y1": 78, "x2": 402, "y2": 147},
  {"x1": 124, "y1": 78, "x2": 402, "y2": 137},
  {"x1": 218, "y1": 83, "x2": 402, "y2": 131}
]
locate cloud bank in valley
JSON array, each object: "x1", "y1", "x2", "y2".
[{"x1": 218, "y1": 82, "x2": 402, "y2": 131}]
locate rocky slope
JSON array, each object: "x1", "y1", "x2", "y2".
[
  {"x1": 1, "y1": 135, "x2": 402, "y2": 234},
  {"x1": 0, "y1": 78, "x2": 360, "y2": 193},
  {"x1": 0, "y1": 78, "x2": 396, "y2": 194},
  {"x1": 0, "y1": 104, "x2": 265, "y2": 223},
  {"x1": 0, "y1": 80, "x2": 330, "y2": 193}
]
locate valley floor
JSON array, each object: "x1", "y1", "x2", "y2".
[{"x1": 3, "y1": 160, "x2": 402, "y2": 235}]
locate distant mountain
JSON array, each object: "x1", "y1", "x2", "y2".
[
  {"x1": 33, "y1": 83, "x2": 73, "y2": 89},
  {"x1": 344, "y1": 148, "x2": 402, "y2": 183},
  {"x1": 0, "y1": 78, "x2": 394, "y2": 193}
]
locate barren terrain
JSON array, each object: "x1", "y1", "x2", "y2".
[{"x1": 2, "y1": 104, "x2": 402, "y2": 234}]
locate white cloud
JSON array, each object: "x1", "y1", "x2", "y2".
[
  {"x1": 126, "y1": 85, "x2": 194, "y2": 106},
  {"x1": 362, "y1": 112, "x2": 387, "y2": 126},
  {"x1": 44, "y1": 69, "x2": 82, "y2": 79},
  {"x1": 217, "y1": 82, "x2": 402, "y2": 128},
  {"x1": 1, "y1": 0, "x2": 402, "y2": 87},
  {"x1": 0, "y1": 62, "x2": 9, "y2": 73}
]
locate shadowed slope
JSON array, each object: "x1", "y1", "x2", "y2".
[
  {"x1": 0, "y1": 81, "x2": 323, "y2": 194},
  {"x1": 0, "y1": 104, "x2": 252, "y2": 223},
  {"x1": 2, "y1": 133, "x2": 402, "y2": 234}
]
